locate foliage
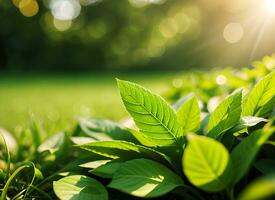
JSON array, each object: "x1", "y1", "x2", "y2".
[{"x1": 0, "y1": 56, "x2": 274, "y2": 199}]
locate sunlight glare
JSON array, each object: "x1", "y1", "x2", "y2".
[{"x1": 263, "y1": 0, "x2": 275, "y2": 15}]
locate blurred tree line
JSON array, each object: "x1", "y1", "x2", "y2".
[
  {"x1": 0, "y1": 0, "x2": 274, "y2": 72},
  {"x1": 0, "y1": 0, "x2": 205, "y2": 72}
]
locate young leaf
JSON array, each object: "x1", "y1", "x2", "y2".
[
  {"x1": 53, "y1": 175, "x2": 108, "y2": 200},
  {"x1": 242, "y1": 71, "x2": 275, "y2": 117},
  {"x1": 117, "y1": 79, "x2": 182, "y2": 146},
  {"x1": 108, "y1": 158, "x2": 183, "y2": 198},
  {"x1": 207, "y1": 89, "x2": 242, "y2": 138},
  {"x1": 177, "y1": 96, "x2": 200, "y2": 133},
  {"x1": 238, "y1": 174, "x2": 275, "y2": 200},
  {"x1": 229, "y1": 124, "x2": 274, "y2": 185},
  {"x1": 79, "y1": 140, "x2": 172, "y2": 166},
  {"x1": 183, "y1": 134, "x2": 230, "y2": 192}
]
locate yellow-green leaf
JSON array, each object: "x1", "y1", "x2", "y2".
[{"x1": 183, "y1": 134, "x2": 230, "y2": 192}]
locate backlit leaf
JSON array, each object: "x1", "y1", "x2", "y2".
[
  {"x1": 242, "y1": 71, "x2": 275, "y2": 117},
  {"x1": 183, "y1": 134, "x2": 230, "y2": 192},
  {"x1": 177, "y1": 96, "x2": 200, "y2": 133},
  {"x1": 117, "y1": 79, "x2": 182, "y2": 146}
]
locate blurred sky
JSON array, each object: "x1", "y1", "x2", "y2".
[{"x1": 1, "y1": 0, "x2": 275, "y2": 71}]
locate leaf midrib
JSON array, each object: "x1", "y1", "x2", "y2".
[
  {"x1": 194, "y1": 142, "x2": 227, "y2": 189},
  {"x1": 125, "y1": 93, "x2": 178, "y2": 142}
]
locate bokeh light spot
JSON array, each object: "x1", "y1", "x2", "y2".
[
  {"x1": 216, "y1": 74, "x2": 227, "y2": 85},
  {"x1": 159, "y1": 18, "x2": 178, "y2": 38},
  {"x1": 50, "y1": 0, "x2": 81, "y2": 20},
  {"x1": 172, "y1": 78, "x2": 183, "y2": 88},
  {"x1": 174, "y1": 13, "x2": 190, "y2": 33},
  {"x1": 53, "y1": 18, "x2": 72, "y2": 31},
  {"x1": 19, "y1": 0, "x2": 39, "y2": 17},
  {"x1": 223, "y1": 23, "x2": 243, "y2": 43}
]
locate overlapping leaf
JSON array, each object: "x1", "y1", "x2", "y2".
[
  {"x1": 177, "y1": 96, "x2": 200, "y2": 133},
  {"x1": 79, "y1": 140, "x2": 172, "y2": 166},
  {"x1": 229, "y1": 125, "x2": 275, "y2": 185},
  {"x1": 207, "y1": 89, "x2": 242, "y2": 138}
]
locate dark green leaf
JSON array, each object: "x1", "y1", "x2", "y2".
[
  {"x1": 254, "y1": 159, "x2": 275, "y2": 174},
  {"x1": 229, "y1": 125, "x2": 274, "y2": 185}
]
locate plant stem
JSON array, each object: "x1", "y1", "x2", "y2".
[{"x1": 227, "y1": 188, "x2": 234, "y2": 200}]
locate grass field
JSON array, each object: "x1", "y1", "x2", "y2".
[{"x1": 0, "y1": 72, "x2": 175, "y2": 136}]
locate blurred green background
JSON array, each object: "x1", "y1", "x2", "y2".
[{"x1": 1, "y1": 0, "x2": 275, "y2": 133}]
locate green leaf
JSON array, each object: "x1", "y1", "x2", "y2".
[
  {"x1": 108, "y1": 158, "x2": 183, "y2": 198},
  {"x1": 238, "y1": 174, "x2": 275, "y2": 200},
  {"x1": 207, "y1": 89, "x2": 242, "y2": 138},
  {"x1": 53, "y1": 175, "x2": 108, "y2": 200},
  {"x1": 254, "y1": 159, "x2": 275, "y2": 174},
  {"x1": 229, "y1": 124, "x2": 274, "y2": 185},
  {"x1": 183, "y1": 134, "x2": 230, "y2": 192},
  {"x1": 177, "y1": 96, "x2": 200, "y2": 133},
  {"x1": 242, "y1": 71, "x2": 275, "y2": 117},
  {"x1": 79, "y1": 140, "x2": 172, "y2": 166},
  {"x1": 117, "y1": 79, "x2": 182, "y2": 146}
]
